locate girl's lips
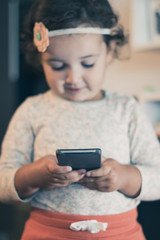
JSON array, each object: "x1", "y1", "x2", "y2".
[{"x1": 64, "y1": 86, "x2": 85, "y2": 92}]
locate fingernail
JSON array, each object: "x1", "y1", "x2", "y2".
[
  {"x1": 66, "y1": 166, "x2": 72, "y2": 171},
  {"x1": 86, "y1": 172, "x2": 91, "y2": 177}
]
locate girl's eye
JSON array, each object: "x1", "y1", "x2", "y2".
[
  {"x1": 81, "y1": 62, "x2": 95, "y2": 68},
  {"x1": 50, "y1": 63, "x2": 66, "y2": 71}
]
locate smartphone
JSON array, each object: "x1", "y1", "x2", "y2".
[{"x1": 56, "y1": 148, "x2": 101, "y2": 171}]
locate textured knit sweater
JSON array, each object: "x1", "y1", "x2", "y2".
[{"x1": 0, "y1": 90, "x2": 160, "y2": 215}]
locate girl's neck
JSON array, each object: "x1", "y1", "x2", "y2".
[{"x1": 86, "y1": 90, "x2": 105, "y2": 102}]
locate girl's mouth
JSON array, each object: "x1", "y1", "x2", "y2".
[{"x1": 64, "y1": 86, "x2": 85, "y2": 93}]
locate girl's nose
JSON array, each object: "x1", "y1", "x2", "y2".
[
  {"x1": 65, "y1": 76, "x2": 73, "y2": 84},
  {"x1": 65, "y1": 70, "x2": 80, "y2": 84}
]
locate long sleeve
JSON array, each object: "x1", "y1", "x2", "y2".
[
  {"x1": 1, "y1": 90, "x2": 160, "y2": 214},
  {"x1": 0, "y1": 99, "x2": 35, "y2": 203},
  {"x1": 128, "y1": 98, "x2": 160, "y2": 201}
]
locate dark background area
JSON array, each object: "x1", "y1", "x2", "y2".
[{"x1": 0, "y1": 0, "x2": 160, "y2": 239}]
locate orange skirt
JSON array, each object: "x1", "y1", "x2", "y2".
[{"x1": 21, "y1": 207, "x2": 146, "y2": 240}]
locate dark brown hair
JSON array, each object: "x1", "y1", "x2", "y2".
[{"x1": 21, "y1": 0, "x2": 127, "y2": 69}]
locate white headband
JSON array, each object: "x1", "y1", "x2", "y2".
[
  {"x1": 48, "y1": 27, "x2": 111, "y2": 37},
  {"x1": 33, "y1": 22, "x2": 111, "y2": 52}
]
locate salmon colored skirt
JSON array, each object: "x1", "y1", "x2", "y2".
[{"x1": 21, "y1": 207, "x2": 146, "y2": 240}]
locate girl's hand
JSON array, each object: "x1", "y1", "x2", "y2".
[
  {"x1": 79, "y1": 158, "x2": 142, "y2": 198},
  {"x1": 15, "y1": 155, "x2": 86, "y2": 199}
]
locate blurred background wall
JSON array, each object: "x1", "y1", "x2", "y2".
[
  {"x1": 0, "y1": 0, "x2": 160, "y2": 239},
  {"x1": 106, "y1": 0, "x2": 160, "y2": 97}
]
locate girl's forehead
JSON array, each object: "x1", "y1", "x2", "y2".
[{"x1": 45, "y1": 34, "x2": 105, "y2": 58}]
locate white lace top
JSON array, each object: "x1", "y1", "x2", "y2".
[{"x1": 0, "y1": 90, "x2": 160, "y2": 215}]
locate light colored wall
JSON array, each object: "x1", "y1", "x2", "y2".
[{"x1": 104, "y1": 0, "x2": 160, "y2": 97}]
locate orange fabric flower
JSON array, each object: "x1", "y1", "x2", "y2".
[{"x1": 33, "y1": 22, "x2": 49, "y2": 52}]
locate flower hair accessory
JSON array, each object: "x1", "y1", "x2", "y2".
[
  {"x1": 33, "y1": 22, "x2": 111, "y2": 53},
  {"x1": 33, "y1": 22, "x2": 49, "y2": 52}
]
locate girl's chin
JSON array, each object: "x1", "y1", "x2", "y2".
[
  {"x1": 62, "y1": 89, "x2": 89, "y2": 102},
  {"x1": 56, "y1": 89, "x2": 103, "y2": 102},
  {"x1": 63, "y1": 93, "x2": 102, "y2": 102},
  {"x1": 65, "y1": 95, "x2": 87, "y2": 102}
]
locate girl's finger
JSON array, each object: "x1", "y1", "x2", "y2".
[
  {"x1": 53, "y1": 169, "x2": 86, "y2": 182},
  {"x1": 86, "y1": 164, "x2": 112, "y2": 177},
  {"x1": 53, "y1": 166, "x2": 72, "y2": 174}
]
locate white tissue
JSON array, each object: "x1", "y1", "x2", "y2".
[{"x1": 70, "y1": 220, "x2": 108, "y2": 233}]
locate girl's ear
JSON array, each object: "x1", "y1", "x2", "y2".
[{"x1": 106, "y1": 40, "x2": 116, "y2": 65}]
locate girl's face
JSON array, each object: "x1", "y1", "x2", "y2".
[{"x1": 41, "y1": 34, "x2": 114, "y2": 102}]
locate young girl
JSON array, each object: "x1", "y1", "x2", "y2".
[{"x1": 0, "y1": 0, "x2": 160, "y2": 239}]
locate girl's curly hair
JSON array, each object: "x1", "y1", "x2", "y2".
[{"x1": 21, "y1": 0, "x2": 128, "y2": 70}]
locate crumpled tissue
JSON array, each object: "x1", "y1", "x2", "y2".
[{"x1": 70, "y1": 220, "x2": 108, "y2": 233}]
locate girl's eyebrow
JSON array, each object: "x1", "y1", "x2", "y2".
[{"x1": 80, "y1": 54, "x2": 99, "y2": 60}]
